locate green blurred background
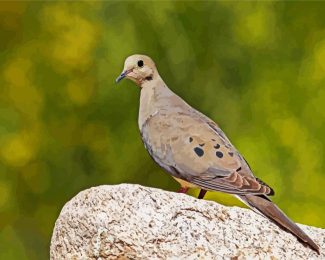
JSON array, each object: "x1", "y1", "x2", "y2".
[{"x1": 0, "y1": 1, "x2": 324, "y2": 259}]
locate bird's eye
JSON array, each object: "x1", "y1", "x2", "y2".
[{"x1": 137, "y1": 60, "x2": 144, "y2": 67}]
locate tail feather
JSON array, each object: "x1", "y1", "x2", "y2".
[{"x1": 238, "y1": 194, "x2": 320, "y2": 254}]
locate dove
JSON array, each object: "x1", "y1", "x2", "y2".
[{"x1": 116, "y1": 54, "x2": 319, "y2": 254}]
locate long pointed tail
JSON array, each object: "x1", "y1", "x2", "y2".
[{"x1": 238, "y1": 194, "x2": 320, "y2": 254}]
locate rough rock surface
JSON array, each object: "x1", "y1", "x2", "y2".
[{"x1": 50, "y1": 184, "x2": 324, "y2": 259}]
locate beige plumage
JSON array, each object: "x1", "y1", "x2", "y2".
[{"x1": 116, "y1": 54, "x2": 319, "y2": 254}]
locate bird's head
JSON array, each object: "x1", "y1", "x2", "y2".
[{"x1": 116, "y1": 54, "x2": 157, "y2": 87}]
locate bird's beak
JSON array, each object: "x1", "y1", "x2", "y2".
[{"x1": 115, "y1": 70, "x2": 131, "y2": 83}]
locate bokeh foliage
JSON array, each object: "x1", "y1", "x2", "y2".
[{"x1": 0, "y1": 1, "x2": 324, "y2": 259}]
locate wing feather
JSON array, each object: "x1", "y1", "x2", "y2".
[{"x1": 141, "y1": 111, "x2": 274, "y2": 196}]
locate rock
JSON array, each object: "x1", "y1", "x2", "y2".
[{"x1": 50, "y1": 184, "x2": 324, "y2": 259}]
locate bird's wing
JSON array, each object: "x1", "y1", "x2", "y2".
[{"x1": 141, "y1": 111, "x2": 274, "y2": 196}]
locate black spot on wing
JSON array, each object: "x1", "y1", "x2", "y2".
[
  {"x1": 199, "y1": 143, "x2": 205, "y2": 147},
  {"x1": 194, "y1": 147, "x2": 204, "y2": 157},
  {"x1": 189, "y1": 137, "x2": 193, "y2": 143},
  {"x1": 216, "y1": 151, "x2": 223, "y2": 158},
  {"x1": 214, "y1": 144, "x2": 220, "y2": 149},
  {"x1": 228, "y1": 152, "x2": 234, "y2": 157}
]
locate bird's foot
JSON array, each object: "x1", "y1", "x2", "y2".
[
  {"x1": 198, "y1": 189, "x2": 207, "y2": 199},
  {"x1": 177, "y1": 187, "x2": 189, "y2": 193}
]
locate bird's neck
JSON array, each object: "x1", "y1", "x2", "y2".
[{"x1": 138, "y1": 75, "x2": 173, "y2": 129}]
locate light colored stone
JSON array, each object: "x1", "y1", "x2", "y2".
[{"x1": 50, "y1": 184, "x2": 324, "y2": 259}]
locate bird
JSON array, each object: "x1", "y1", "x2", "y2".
[{"x1": 116, "y1": 54, "x2": 319, "y2": 254}]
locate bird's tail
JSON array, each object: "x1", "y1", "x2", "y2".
[{"x1": 237, "y1": 194, "x2": 320, "y2": 254}]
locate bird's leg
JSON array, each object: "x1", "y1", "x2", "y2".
[
  {"x1": 198, "y1": 189, "x2": 207, "y2": 199},
  {"x1": 177, "y1": 187, "x2": 189, "y2": 194}
]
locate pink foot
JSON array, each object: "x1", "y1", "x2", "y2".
[{"x1": 177, "y1": 187, "x2": 189, "y2": 193}]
